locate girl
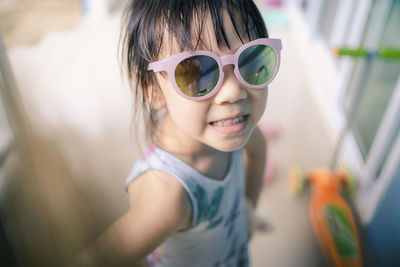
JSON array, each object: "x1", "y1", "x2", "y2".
[{"x1": 78, "y1": 0, "x2": 281, "y2": 266}]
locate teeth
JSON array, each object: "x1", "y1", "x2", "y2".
[{"x1": 212, "y1": 115, "x2": 246, "y2": 126}]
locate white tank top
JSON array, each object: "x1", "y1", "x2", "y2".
[{"x1": 125, "y1": 145, "x2": 249, "y2": 267}]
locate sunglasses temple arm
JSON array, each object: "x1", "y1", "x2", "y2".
[{"x1": 148, "y1": 61, "x2": 164, "y2": 72}]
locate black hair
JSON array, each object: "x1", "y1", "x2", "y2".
[{"x1": 120, "y1": 0, "x2": 268, "y2": 141}]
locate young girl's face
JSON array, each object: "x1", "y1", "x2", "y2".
[{"x1": 152, "y1": 11, "x2": 268, "y2": 152}]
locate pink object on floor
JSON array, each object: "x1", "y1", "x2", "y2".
[
  {"x1": 265, "y1": 0, "x2": 283, "y2": 8},
  {"x1": 264, "y1": 157, "x2": 277, "y2": 185},
  {"x1": 259, "y1": 122, "x2": 281, "y2": 185},
  {"x1": 259, "y1": 122, "x2": 281, "y2": 141}
]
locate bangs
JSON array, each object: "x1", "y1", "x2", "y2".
[{"x1": 163, "y1": 0, "x2": 268, "y2": 53}]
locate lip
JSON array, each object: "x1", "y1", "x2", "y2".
[{"x1": 209, "y1": 113, "x2": 249, "y2": 134}]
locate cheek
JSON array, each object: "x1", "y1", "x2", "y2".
[
  {"x1": 162, "y1": 88, "x2": 209, "y2": 131},
  {"x1": 251, "y1": 88, "x2": 268, "y2": 120}
]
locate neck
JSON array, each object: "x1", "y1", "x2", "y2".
[{"x1": 152, "y1": 114, "x2": 230, "y2": 180}]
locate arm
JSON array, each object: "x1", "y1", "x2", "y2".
[
  {"x1": 243, "y1": 126, "x2": 267, "y2": 238},
  {"x1": 243, "y1": 125, "x2": 267, "y2": 208},
  {"x1": 75, "y1": 170, "x2": 192, "y2": 267}
]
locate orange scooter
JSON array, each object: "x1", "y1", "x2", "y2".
[{"x1": 289, "y1": 167, "x2": 362, "y2": 267}]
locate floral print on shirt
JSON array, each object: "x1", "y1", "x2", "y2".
[{"x1": 193, "y1": 185, "x2": 224, "y2": 230}]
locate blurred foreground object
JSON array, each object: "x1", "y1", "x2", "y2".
[
  {"x1": 0, "y1": 25, "x2": 129, "y2": 265},
  {"x1": 0, "y1": 28, "x2": 85, "y2": 266}
]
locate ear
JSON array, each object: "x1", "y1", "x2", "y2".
[{"x1": 145, "y1": 82, "x2": 166, "y2": 110}]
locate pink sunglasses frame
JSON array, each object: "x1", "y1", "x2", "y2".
[{"x1": 148, "y1": 38, "x2": 282, "y2": 101}]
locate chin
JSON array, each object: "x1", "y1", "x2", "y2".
[
  {"x1": 210, "y1": 139, "x2": 247, "y2": 152},
  {"x1": 206, "y1": 126, "x2": 254, "y2": 152}
]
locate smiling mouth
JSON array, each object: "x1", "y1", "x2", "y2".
[{"x1": 210, "y1": 114, "x2": 248, "y2": 126}]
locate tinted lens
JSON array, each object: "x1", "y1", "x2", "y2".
[
  {"x1": 238, "y1": 44, "x2": 277, "y2": 85},
  {"x1": 175, "y1": 56, "x2": 219, "y2": 97}
]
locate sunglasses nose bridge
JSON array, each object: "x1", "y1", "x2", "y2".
[{"x1": 220, "y1": 55, "x2": 236, "y2": 68}]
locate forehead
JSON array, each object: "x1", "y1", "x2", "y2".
[{"x1": 159, "y1": 9, "x2": 249, "y2": 58}]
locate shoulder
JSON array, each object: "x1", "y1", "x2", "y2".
[{"x1": 127, "y1": 169, "x2": 193, "y2": 231}]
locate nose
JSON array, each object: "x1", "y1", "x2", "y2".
[{"x1": 214, "y1": 65, "x2": 247, "y2": 104}]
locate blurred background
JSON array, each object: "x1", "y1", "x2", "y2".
[{"x1": 0, "y1": 0, "x2": 399, "y2": 266}]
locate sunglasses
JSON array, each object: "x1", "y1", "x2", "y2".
[{"x1": 148, "y1": 38, "x2": 282, "y2": 101}]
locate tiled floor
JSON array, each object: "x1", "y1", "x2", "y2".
[{"x1": 2, "y1": 2, "x2": 340, "y2": 266}]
